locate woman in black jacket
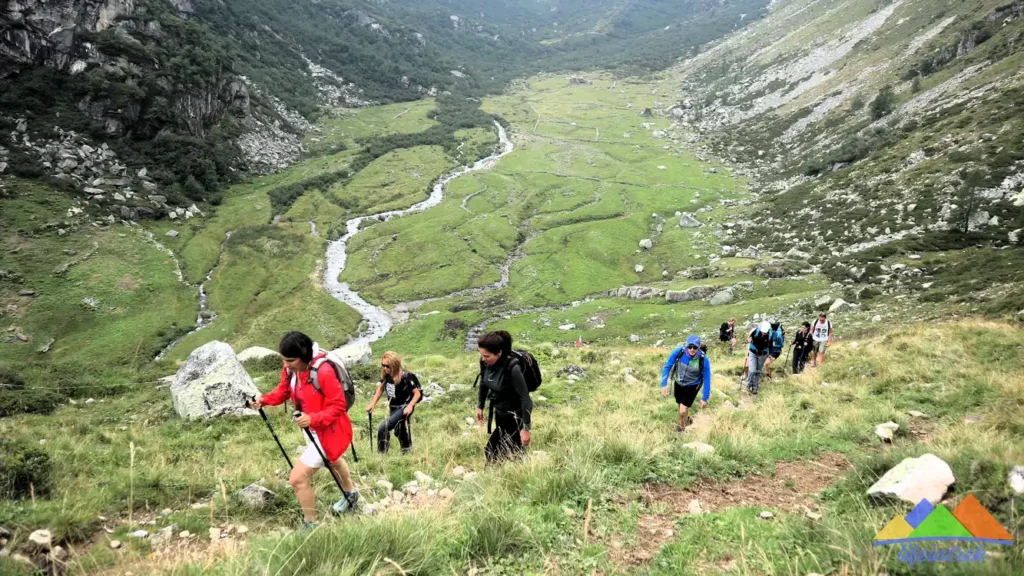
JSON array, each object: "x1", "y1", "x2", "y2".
[{"x1": 474, "y1": 331, "x2": 533, "y2": 463}]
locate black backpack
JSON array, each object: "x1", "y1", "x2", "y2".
[
  {"x1": 473, "y1": 349, "x2": 542, "y2": 392},
  {"x1": 719, "y1": 322, "x2": 730, "y2": 340}
]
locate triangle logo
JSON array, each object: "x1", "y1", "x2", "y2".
[
  {"x1": 874, "y1": 515, "x2": 914, "y2": 542},
  {"x1": 908, "y1": 504, "x2": 973, "y2": 540},
  {"x1": 952, "y1": 494, "x2": 1014, "y2": 543}
]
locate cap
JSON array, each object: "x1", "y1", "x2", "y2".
[{"x1": 686, "y1": 335, "x2": 701, "y2": 347}]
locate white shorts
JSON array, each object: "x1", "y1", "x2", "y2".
[{"x1": 299, "y1": 430, "x2": 330, "y2": 468}]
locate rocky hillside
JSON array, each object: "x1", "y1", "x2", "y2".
[{"x1": 665, "y1": 0, "x2": 1024, "y2": 317}]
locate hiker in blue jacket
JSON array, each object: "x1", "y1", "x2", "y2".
[
  {"x1": 659, "y1": 335, "x2": 711, "y2": 433},
  {"x1": 764, "y1": 319, "x2": 785, "y2": 380}
]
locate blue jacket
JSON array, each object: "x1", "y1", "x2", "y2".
[{"x1": 659, "y1": 346, "x2": 712, "y2": 403}]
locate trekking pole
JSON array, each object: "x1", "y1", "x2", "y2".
[
  {"x1": 368, "y1": 411, "x2": 373, "y2": 453},
  {"x1": 249, "y1": 395, "x2": 293, "y2": 469},
  {"x1": 405, "y1": 413, "x2": 413, "y2": 447},
  {"x1": 782, "y1": 345, "x2": 792, "y2": 377},
  {"x1": 349, "y1": 431, "x2": 359, "y2": 463},
  {"x1": 293, "y1": 410, "x2": 346, "y2": 496}
]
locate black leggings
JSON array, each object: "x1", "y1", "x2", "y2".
[
  {"x1": 485, "y1": 410, "x2": 524, "y2": 464},
  {"x1": 377, "y1": 405, "x2": 411, "y2": 453},
  {"x1": 793, "y1": 347, "x2": 811, "y2": 374}
]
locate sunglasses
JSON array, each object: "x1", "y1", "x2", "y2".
[
  {"x1": 686, "y1": 345, "x2": 699, "y2": 350},
  {"x1": 381, "y1": 364, "x2": 391, "y2": 369}
]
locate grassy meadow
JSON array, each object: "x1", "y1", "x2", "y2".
[{"x1": 2, "y1": 321, "x2": 1022, "y2": 574}]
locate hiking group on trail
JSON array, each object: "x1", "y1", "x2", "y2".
[{"x1": 244, "y1": 312, "x2": 832, "y2": 522}]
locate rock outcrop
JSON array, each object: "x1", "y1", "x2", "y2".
[{"x1": 867, "y1": 453, "x2": 955, "y2": 504}]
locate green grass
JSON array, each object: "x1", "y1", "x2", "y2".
[
  {"x1": 3, "y1": 321, "x2": 1022, "y2": 574},
  {"x1": 328, "y1": 145, "x2": 453, "y2": 216},
  {"x1": 306, "y1": 100, "x2": 439, "y2": 155}
]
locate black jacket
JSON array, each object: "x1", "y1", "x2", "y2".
[{"x1": 476, "y1": 356, "x2": 533, "y2": 430}]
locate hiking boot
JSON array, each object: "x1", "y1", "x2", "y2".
[
  {"x1": 301, "y1": 520, "x2": 319, "y2": 531},
  {"x1": 674, "y1": 424, "x2": 686, "y2": 434},
  {"x1": 332, "y1": 490, "x2": 360, "y2": 514}
]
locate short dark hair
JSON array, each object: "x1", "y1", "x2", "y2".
[
  {"x1": 819, "y1": 313, "x2": 827, "y2": 318},
  {"x1": 279, "y1": 331, "x2": 314, "y2": 362},
  {"x1": 478, "y1": 330, "x2": 512, "y2": 356},
  {"x1": 802, "y1": 321, "x2": 811, "y2": 328}
]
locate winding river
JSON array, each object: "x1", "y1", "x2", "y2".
[{"x1": 323, "y1": 121, "x2": 514, "y2": 346}]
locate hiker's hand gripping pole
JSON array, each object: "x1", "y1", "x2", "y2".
[{"x1": 293, "y1": 410, "x2": 346, "y2": 495}]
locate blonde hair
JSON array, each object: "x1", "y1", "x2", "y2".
[{"x1": 380, "y1": 351, "x2": 403, "y2": 381}]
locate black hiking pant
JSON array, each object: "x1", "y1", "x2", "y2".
[
  {"x1": 793, "y1": 347, "x2": 811, "y2": 374},
  {"x1": 377, "y1": 404, "x2": 411, "y2": 453},
  {"x1": 485, "y1": 409, "x2": 524, "y2": 464}
]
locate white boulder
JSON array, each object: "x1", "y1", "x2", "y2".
[
  {"x1": 237, "y1": 346, "x2": 279, "y2": 363},
  {"x1": 867, "y1": 453, "x2": 955, "y2": 504},
  {"x1": 171, "y1": 341, "x2": 260, "y2": 419},
  {"x1": 333, "y1": 341, "x2": 372, "y2": 365}
]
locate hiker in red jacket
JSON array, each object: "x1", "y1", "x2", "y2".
[{"x1": 249, "y1": 331, "x2": 359, "y2": 527}]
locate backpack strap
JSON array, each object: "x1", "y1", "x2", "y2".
[{"x1": 307, "y1": 357, "x2": 326, "y2": 396}]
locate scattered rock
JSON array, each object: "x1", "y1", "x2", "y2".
[
  {"x1": 1009, "y1": 466, "x2": 1024, "y2": 495},
  {"x1": 805, "y1": 509, "x2": 822, "y2": 521},
  {"x1": 874, "y1": 421, "x2": 899, "y2": 443},
  {"x1": 414, "y1": 471, "x2": 433, "y2": 486},
  {"x1": 639, "y1": 239, "x2": 653, "y2": 250},
  {"x1": 237, "y1": 484, "x2": 275, "y2": 510},
  {"x1": 237, "y1": 346, "x2": 279, "y2": 363},
  {"x1": 736, "y1": 246, "x2": 759, "y2": 259},
  {"x1": 209, "y1": 527, "x2": 221, "y2": 540},
  {"x1": 165, "y1": 230, "x2": 179, "y2": 238},
  {"x1": 634, "y1": 264, "x2": 644, "y2": 273},
  {"x1": 439, "y1": 488, "x2": 454, "y2": 499},
  {"x1": 709, "y1": 289, "x2": 735, "y2": 306},
  {"x1": 333, "y1": 341, "x2": 372, "y2": 365},
  {"x1": 829, "y1": 298, "x2": 852, "y2": 313},
  {"x1": 555, "y1": 364, "x2": 587, "y2": 379},
  {"x1": 376, "y1": 479, "x2": 394, "y2": 492},
  {"x1": 109, "y1": 540, "x2": 122, "y2": 549},
  {"x1": 907, "y1": 410, "x2": 927, "y2": 418},
  {"x1": 178, "y1": 531, "x2": 192, "y2": 539},
  {"x1": 687, "y1": 499, "x2": 703, "y2": 515},
  {"x1": 872, "y1": 315, "x2": 883, "y2": 323},
  {"x1": 171, "y1": 341, "x2": 260, "y2": 419},
  {"x1": 464, "y1": 417, "x2": 475, "y2": 427},
  {"x1": 558, "y1": 323, "x2": 576, "y2": 331},
  {"x1": 629, "y1": 334, "x2": 641, "y2": 343},
  {"x1": 678, "y1": 213, "x2": 702, "y2": 228},
  {"x1": 682, "y1": 442, "x2": 715, "y2": 455},
  {"x1": 28, "y1": 530, "x2": 52, "y2": 551},
  {"x1": 665, "y1": 286, "x2": 714, "y2": 303},
  {"x1": 815, "y1": 295, "x2": 834, "y2": 310},
  {"x1": 867, "y1": 453, "x2": 955, "y2": 504},
  {"x1": 236, "y1": 525, "x2": 249, "y2": 535},
  {"x1": 451, "y1": 466, "x2": 466, "y2": 477},
  {"x1": 130, "y1": 530, "x2": 149, "y2": 539},
  {"x1": 759, "y1": 511, "x2": 774, "y2": 520}
]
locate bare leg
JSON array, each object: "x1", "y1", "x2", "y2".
[
  {"x1": 816, "y1": 352, "x2": 824, "y2": 366},
  {"x1": 329, "y1": 457, "x2": 356, "y2": 493},
  {"x1": 289, "y1": 463, "x2": 319, "y2": 522}
]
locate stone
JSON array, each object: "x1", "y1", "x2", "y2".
[
  {"x1": 28, "y1": 529, "x2": 52, "y2": 551},
  {"x1": 829, "y1": 298, "x2": 852, "y2": 313},
  {"x1": 333, "y1": 341, "x2": 372, "y2": 365},
  {"x1": 759, "y1": 511, "x2": 774, "y2": 519},
  {"x1": 872, "y1": 315, "x2": 883, "y2": 323},
  {"x1": 376, "y1": 479, "x2": 394, "y2": 492},
  {"x1": 709, "y1": 289, "x2": 735, "y2": 306},
  {"x1": 634, "y1": 264, "x2": 644, "y2": 274},
  {"x1": 682, "y1": 442, "x2": 715, "y2": 454},
  {"x1": 178, "y1": 531, "x2": 192, "y2": 539},
  {"x1": 786, "y1": 247, "x2": 811, "y2": 260},
  {"x1": 564, "y1": 508, "x2": 576, "y2": 517},
  {"x1": 464, "y1": 417, "x2": 475, "y2": 427},
  {"x1": 687, "y1": 499, "x2": 703, "y2": 515},
  {"x1": 555, "y1": 364, "x2": 587, "y2": 379},
  {"x1": 874, "y1": 421, "x2": 899, "y2": 442},
  {"x1": 907, "y1": 410, "x2": 927, "y2": 418},
  {"x1": 237, "y1": 484, "x2": 275, "y2": 509},
  {"x1": 392, "y1": 490, "x2": 405, "y2": 503},
  {"x1": 405, "y1": 485, "x2": 419, "y2": 496},
  {"x1": 452, "y1": 466, "x2": 466, "y2": 477},
  {"x1": 736, "y1": 246, "x2": 759, "y2": 259},
  {"x1": 629, "y1": 334, "x2": 641, "y2": 343},
  {"x1": 867, "y1": 453, "x2": 956, "y2": 505},
  {"x1": 165, "y1": 230, "x2": 179, "y2": 238},
  {"x1": 1009, "y1": 466, "x2": 1024, "y2": 495},
  {"x1": 237, "y1": 346, "x2": 279, "y2": 363},
  {"x1": 110, "y1": 540, "x2": 122, "y2": 549},
  {"x1": 815, "y1": 295, "x2": 833, "y2": 310},
  {"x1": 665, "y1": 286, "x2": 714, "y2": 303},
  {"x1": 678, "y1": 213, "x2": 702, "y2": 228},
  {"x1": 51, "y1": 546, "x2": 68, "y2": 562},
  {"x1": 414, "y1": 471, "x2": 434, "y2": 485},
  {"x1": 209, "y1": 527, "x2": 221, "y2": 540},
  {"x1": 805, "y1": 510, "x2": 822, "y2": 521},
  {"x1": 639, "y1": 239, "x2": 653, "y2": 250},
  {"x1": 439, "y1": 488, "x2": 454, "y2": 499},
  {"x1": 171, "y1": 341, "x2": 260, "y2": 419},
  {"x1": 236, "y1": 525, "x2": 249, "y2": 535},
  {"x1": 558, "y1": 323, "x2": 576, "y2": 331}
]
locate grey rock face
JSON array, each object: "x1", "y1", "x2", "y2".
[
  {"x1": 678, "y1": 214, "x2": 702, "y2": 228},
  {"x1": 171, "y1": 341, "x2": 259, "y2": 419},
  {"x1": 665, "y1": 286, "x2": 715, "y2": 302},
  {"x1": 237, "y1": 484, "x2": 276, "y2": 509},
  {"x1": 867, "y1": 453, "x2": 955, "y2": 504}
]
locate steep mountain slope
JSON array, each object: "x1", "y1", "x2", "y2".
[{"x1": 664, "y1": 0, "x2": 1024, "y2": 316}]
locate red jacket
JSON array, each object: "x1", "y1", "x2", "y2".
[{"x1": 260, "y1": 353, "x2": 352, "y2": 463}]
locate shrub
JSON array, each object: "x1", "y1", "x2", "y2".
[
  {"x1": 870, "y1": 86, "x2": 896, "y2": 120},
  {"x1": 0, "y1": 438, "x2": 52, "y2": 499}
]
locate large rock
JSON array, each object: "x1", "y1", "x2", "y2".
[
  {"x1": 709, "y1": 288, "x2": 735, "y2": 306},
  {"x1": 678, "y1": 214, "x2": 702, "y2": 228},
  {"x1": 682, "y1": 442, "x2": 715, "y2": 454},
  {"x1": 609, "y1": 286, "x2": 665, "y2": 300},
  {"x1": 874, "y1": 421, "x2": 899, "y2": 443},
  {"x1": 829, "y1": 298, "x2": 852, "y2": 313},
  {"x1": 639, "y1": 239, "x2": 653, "y2": 250},
  {"x1": 171, "y1": 341, "x2": 260, "y2": 419},
  {"x1": 815, "y1": 295, "x2": 834, "y2": 310},
  {"x1": 867, "y1": 453, "x2": 955, "y2": 505},
  {"x1": 27, "y1": 529, "x2": 52, "y2": 552},
  {"x1": 237, "y1": 346, "x2": 278, "y2": 363},
  {"x1": 786, "y1": 247, "x2": 811, "y2": 260},
  {"x1": 238, "y1": 484, "x2": 276, "y2": 509},
  {"x1": 665, "y1": 286, "x2": 714, "y2": 303},
  {"x1": 333, "y1": 341, "x2": 372, "y2": 365}
]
